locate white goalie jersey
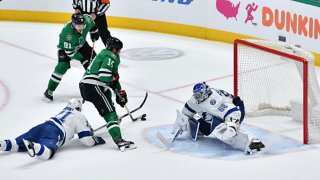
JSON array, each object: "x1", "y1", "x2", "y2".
[{"x1": 182, "y1": 88, "x2": 241, "y2": 123}]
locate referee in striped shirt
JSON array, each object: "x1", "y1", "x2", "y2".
[{"x1": 73, "y1": 0, "x2": 112, "y2": 46}]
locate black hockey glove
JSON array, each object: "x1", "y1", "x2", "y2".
[
  {"x1": 233, "y1": 96, "x2": 244, "y2": 107},
  {"x1": 93, "y1": 136, "x2": 105, "y2": 146},
  {"x1": 90, "y1": 28, "x2": 99, "y2": 42},
  {"x1": 233, "y1": 96, "x2": 245, "y2": 123},
  {"x1": 58, "y1": 49, "x2": 71, "y2": 62},
  {"x1": 116, "y1": 90, "x2": 128, "y2": 108}
]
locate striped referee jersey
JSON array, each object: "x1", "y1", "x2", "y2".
[{"x1": 72, "y1": 0, "x2": 110, "y2": 16}]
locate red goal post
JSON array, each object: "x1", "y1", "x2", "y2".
[{"x1": 234, "y1": 39, "x2": 320, "y2": 144}]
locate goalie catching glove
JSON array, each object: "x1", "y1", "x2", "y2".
[{"x1": 116, "y1": 90, "x2": 128, "y2": 108}]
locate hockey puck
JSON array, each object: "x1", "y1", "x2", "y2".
[{"x1": 141, "y1": 114, "x2": 147, "y2": 121}]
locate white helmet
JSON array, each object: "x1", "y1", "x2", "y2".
[{"x1": 66, "y1": 98, "x2": 82, "y2": 111}]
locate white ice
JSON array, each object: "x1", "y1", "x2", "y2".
[{"x1": 0, "y1": 22, "x2": 320, "y2": 180}]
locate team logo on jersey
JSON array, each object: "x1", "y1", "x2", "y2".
[
  {"x1": 66, "y1": 34, "x2": 72, "y2": 41},
  {"x1": 210, "y1": 99, "x2": 216, "y2": 105}
]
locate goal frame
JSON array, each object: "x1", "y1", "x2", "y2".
[{"x1": 233, "y1": 39, "x2": 309, "y2": 144}]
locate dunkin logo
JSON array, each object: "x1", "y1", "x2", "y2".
[{"x1": 262, "y1": 7, "x2": 320, "y2": 40}]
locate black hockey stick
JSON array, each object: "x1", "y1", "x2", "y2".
[
  {"x1": 115, "y1": 90, "x2": 148, "y2": 122},
  {"x1": 93, "y1": 92, "x2": 148, "y2": 132}
]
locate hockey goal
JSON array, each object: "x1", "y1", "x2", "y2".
[{"x1": 234, "y1": 39, "x2": 320, "y2": 144}]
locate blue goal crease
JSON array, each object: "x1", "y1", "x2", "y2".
[{"x1": 146, "y1": 124, "x2": 313, "y2": 160}]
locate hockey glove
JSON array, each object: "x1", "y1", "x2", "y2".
[
  {"x1": 233, "y1": 96, "x2": 244, "y2": 107},
  {"x1": 58, "y1": 49, "x2": 71, "y2": 62},
  {"x1": 193, "y1": 112, "x2": 208, "y2": 121},
  {"x1": 116, "y1": 90, "x2": 128, "y2": 108},
  {"x1": 93, "y1": 136, "x2": 105, "y2": 146},
  {"x1": 232, "y1": 96, "x2": 245, "y2": 123},
  {"x1": 90, "y1": 28, "x2": 100, "y2": 42}
]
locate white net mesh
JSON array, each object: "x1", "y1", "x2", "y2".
[{"x1": 235, "y1": 39, "x2": 320, "y2": 144}]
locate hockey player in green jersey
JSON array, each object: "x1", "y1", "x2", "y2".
[
  {"x1": 42, "y1": 13, "x2": 100, "y2": 102},
  {"x1": 79, "y1": 37, "x2": 136, "y2": 151}
]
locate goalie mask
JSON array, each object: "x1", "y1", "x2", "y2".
[
  {"x1": 193, "y1": 82, "x2": 212, "y2": 103},
  {"x1": 66, "y1": 98, "x2": 82, "y2": 111}
]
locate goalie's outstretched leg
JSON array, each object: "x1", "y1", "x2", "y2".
[{"x1": 223, "y1": 129, "x2": 265, "y2": 154}]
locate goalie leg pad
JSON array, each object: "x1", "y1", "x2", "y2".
[
  {"x1": 187, "y1": 118, "x2": 200, "y2": 141},
  {"x1": 212, "y1": 122, "x2": 238, "y2": 140},
  {"x1": 171, "y1": 110, "x2": 188, "y2": 134},
  {"x1": 222, "y1": 129, "x2": 265, "y2": 154}
]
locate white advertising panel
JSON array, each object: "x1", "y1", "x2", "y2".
[
  {"x1": 206, "y1": 0, "x2": 320, "y2": 54},
  {"x1": 0, "y1": 0, "x2": 319, "y2": 54},
  {"x1": 0, "y1": 0, "x2": 71, "y2": 12},
  {"x1": 108, "y1": 0, "x2": 206, "y2": 26}
]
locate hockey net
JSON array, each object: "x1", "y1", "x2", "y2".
[{"x1": 234, "y1": 39, "x2": 320, "y2": 144}]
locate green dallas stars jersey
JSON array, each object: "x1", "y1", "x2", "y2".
[
  {"x1": 80, "y1": 49, "x2": 122, "y2": 90},
  {"x1": 57, "y1": 14, "x2": 96, "y2": 59}
]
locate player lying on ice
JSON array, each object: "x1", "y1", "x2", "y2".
[
  {"x1": 0, "y1": 99, "x2": 105, "y2": 160},
  {"x1": 173, "y1": 82, "x2": 265, "y2": 154}
]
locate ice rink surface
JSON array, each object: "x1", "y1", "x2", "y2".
[{"x1": 1, "y1": 22, "x2": 320, "y2": 180}]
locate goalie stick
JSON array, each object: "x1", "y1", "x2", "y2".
[
  {"x1": 94, "y1": 92, "x2": 148, "y2": 132},
  {"x1": 156, "y1": 129, "x2": 182, "y2": 149}
]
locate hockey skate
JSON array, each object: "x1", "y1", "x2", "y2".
[
  {"x1": 246, "y1": 138, "x2": 265, "y2": 154},
  {"x1": 42, "y1": 89, "x2": 53, "y2": 103},
  {"x1": 22, "y1": 139, "x2": 36, "y2": 157},
  {"x1": 115, "y1": 138, "x2": 136, "y2": 152}
]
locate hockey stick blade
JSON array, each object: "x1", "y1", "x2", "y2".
[
  {"x1": 156, "y1": 129, "x2": 182, "y2": 149},
  {"x1": 93, "y1": 92, "x2": 148, "y2": 132},
  {"x1": 119, "y1": 92, "x2": 148, "y2": 120},
  {"x1": 156, "y1": 132, "x2": 172, "y2": 149},
  {"x1": 122, "y1": 92, "x2": 148, "y2": 122}
]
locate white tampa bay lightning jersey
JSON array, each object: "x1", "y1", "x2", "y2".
[
  {"x1": 182, "y1": 88, "x2": 241, "y2": 121},
  {"x1": 48, "y1": 107, "x2": 96, "y2": 147}
]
